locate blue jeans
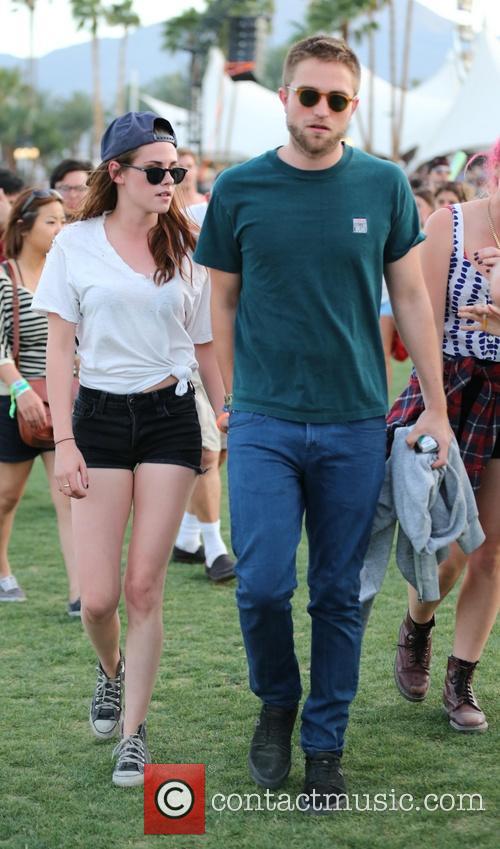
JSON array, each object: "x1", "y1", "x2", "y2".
[{"x1": 228, "y1": 411, "x2": 386, "y2": 755}]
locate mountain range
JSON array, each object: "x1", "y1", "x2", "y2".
[{"x1": 0, "y1": 0, "x2": 456, "y2": 103}]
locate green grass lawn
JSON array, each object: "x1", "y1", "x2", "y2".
[{"x1": 0, "y1": 361, "x2": 498, "y2": 849}]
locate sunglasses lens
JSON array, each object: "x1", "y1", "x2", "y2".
[
  {"x1": 145, "y1": 167, "x2": 165, "y2": 185},
  {"x1": 144, "y1": 167, "x2": 186, "y2": 185},
  {"x1": 328, "y1": 94, "x2": 349, "y2": 112},
  {"x1": 298, "y1": 89, "x2": 320, "y2": 108},
  {"x1": 21, "y1": 189, "x2": 57, "y2": 216},
  {"x1": 170, "y1": 168, "x2": 187, "y2": 185}
]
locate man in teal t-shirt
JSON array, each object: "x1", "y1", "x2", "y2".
[{"x1": 194, "y1": 35, "x2": 450, "y2": 813}]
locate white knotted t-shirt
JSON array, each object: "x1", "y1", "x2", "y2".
[{"x1": 32, "y1": 215, "x2": 212, "y2": 393}]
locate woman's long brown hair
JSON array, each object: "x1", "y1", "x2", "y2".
[{"x1": 78, "y1": 149, "x2": 196, "y2": 285}]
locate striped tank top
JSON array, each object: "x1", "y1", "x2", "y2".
[
  {"x1": 443, "y1": 204, "x2": 500, "y2": 361},
  {"x1": 0, "y1": 266, "x2": 49, "y2": 396}
]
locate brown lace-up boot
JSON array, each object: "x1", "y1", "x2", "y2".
[
  {"x1": 443, "y1": 655, "x2": 488, "y2": 732},
  {"x1": 394, "y1": 611, "x2": 434, "y2": 701}
]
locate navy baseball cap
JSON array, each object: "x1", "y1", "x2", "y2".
[{"x1": 100, "y1": 111, "x2": 177, "y2": 161}]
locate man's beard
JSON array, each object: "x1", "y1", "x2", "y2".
[{"x1": 287, "y1": 120, "x2": 344, "y2": 159}]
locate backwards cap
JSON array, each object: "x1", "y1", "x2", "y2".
[{"x1": 101, "y1": 111, "x2": 177, "y2": 161}]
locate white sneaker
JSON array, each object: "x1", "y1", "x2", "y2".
[
  {"x1": 112, "y1": 722, "x2": 150, "y2": 787},
  {"x1": 0, "y1": 575, "x2": 26, "y2": 602}
]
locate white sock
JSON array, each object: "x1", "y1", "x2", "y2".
[
  {"x1": 200, "y1": 520, "x2": 228, "y2": 568},
  {"x1": 175, "y1": 512, "x2": 201, "y2": 553}
]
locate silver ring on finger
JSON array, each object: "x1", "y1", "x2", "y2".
[{"x1": 63, "y1": 484, "x2": 71, "y2": 488}]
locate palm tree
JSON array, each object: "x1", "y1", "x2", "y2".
[
  {"x1": 395, "y1": 0, "x2": 415, "y2": 158},
  {"x1": 299, "y1": 0, "x2": 387, "y2": 45},
  {"x1": 105, "y1": 0, "x2": 140, "y2": 116},
  {"x1": 11, "y1": 0, "x2": 38, "y2": 91},
  {"x1": 388, "y1": 0, "x2": 397, "y2": 158},
  {"x1": 387, "y1": 0, "x2": 415, "y2": 159},
  {"x1": 70, "y1": 0, "x2": 106, "y2": 160},
  {"x1": 0, "y1": 67, "x2": 32, "y2": 168}
]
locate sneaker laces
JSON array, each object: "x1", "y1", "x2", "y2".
[
  {"x1": 94, "y1": 665, "x2": 122, "y2": 715},
  {"x1": 112, "y1": 732, "x2": 146, "y2": 769}
]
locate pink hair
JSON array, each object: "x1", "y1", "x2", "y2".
[{"x1": 466, "y1": 138, "x2": 500, "y2": 191}]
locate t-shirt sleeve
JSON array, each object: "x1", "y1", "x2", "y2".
[
  {"x1": 31, "y1": 240, "x2": 81, "y2": 323},
  {"x1": 384, "y1": 171, "x2": 425, "y2": 264},
  {"x1": 185, "y1": 264, "x2": 213, "y2": 344},
  {"x1": 193, "y1": 189, "x2": 242, "y2": 273}
]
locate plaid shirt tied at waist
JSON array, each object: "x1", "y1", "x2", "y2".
[{"x1": 387, "y1": 356, "x2": 500, "y2": 490}]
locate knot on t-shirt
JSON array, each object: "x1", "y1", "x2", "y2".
[{"x1": 171, "y1": 365, "x2": 193, "y2": 396}]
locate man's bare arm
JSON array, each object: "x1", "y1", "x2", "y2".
[
  {"x1": 385, "y1": 238, "x2": 452, "y2": 467},
  {"x1": 209, "y1": 269, "x2": 242, "y2": 396}
]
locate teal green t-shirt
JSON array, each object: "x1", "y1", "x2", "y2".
[{"x1": 194, "y1": 145, "x2": 423, "y2": 423}]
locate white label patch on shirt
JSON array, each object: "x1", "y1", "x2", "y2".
[{"x1": 353, "y1": 218, "x2": 368, "y2": 234}]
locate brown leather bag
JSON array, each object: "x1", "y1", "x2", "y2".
[{"x1": 8, "y1": 260, "x2": 78, "y2": 449}]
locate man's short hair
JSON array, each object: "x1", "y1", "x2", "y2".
[
  {"x1": 0, "y1": 168, "x2": 24, "y2": 196},
  {"x1": 282, "y1": 35, "x2": 361, "y2": 92},
  {"x1": 49, "y1": 158, "x2": 93, "y2": 188}
]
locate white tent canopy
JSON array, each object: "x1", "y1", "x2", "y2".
[
  {"x1": 400, "y1": 51, "x2": 463, "y2": 154},
  {"x1": 139, "y1": 94, "x2": 190, "y2": 147},
  {"x1": 140, "y1": 49, "x2": 287, "y2": 161},
  {"x1": 201, "y1": 48, "x2": 287, "y2": 160},
  {"x1": 347, "y1": 65, "x2": 396, "y2": 156},
  {"x1": 324, "y1": 49, "x2": 462, "y2": 157},
  {"x1": 413, "y1": 29, "x2": 500, "y2": 164}
]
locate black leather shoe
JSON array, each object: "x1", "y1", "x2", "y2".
[
  {"x1": 301, "y1": 752, "x2": 347, "y2": 814},
  {"x1": 171, "y1": 544, "x2": 205, "y2": 564},
  {"x1": 248, "y1": 704, "x2": 298, "y2": 789},
  {"x1": 205, "y1": 554, "x2": 236, "y2": 582}
]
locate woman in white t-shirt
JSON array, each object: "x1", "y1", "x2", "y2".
[{"x1": 33, "y1": 112, "x2": 225, "y2": 788}]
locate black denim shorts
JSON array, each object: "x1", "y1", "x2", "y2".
[{"x1": 73, "y1": 383, "x2": 203, "y2": 472}]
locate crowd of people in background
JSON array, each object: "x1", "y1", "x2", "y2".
[
  {"x1": 0, "y1": 33, "x2": 498, "y2": 809},
  {"x1": 379, "y1": 154, "x2": 482, "y2": 389}
]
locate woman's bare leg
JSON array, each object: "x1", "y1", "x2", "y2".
[
  {"x1": 453, "y1": 459, "x2": 500, "y2": 661},
  {"x1": 41, "y1": 451, "x2": 79, "y2": 602},
  {"x1": 0, "y1": 459, "x2": 34, "y2": 578},
  {"x1": 122, "y1": 462, "x2": 197, "y2": 735},
  {"x1": 71, "y1": 468, "x2": 133, "y2": 676},
  {"x1": 408, "y1": 543, "x2": 468, "y2": 624}
]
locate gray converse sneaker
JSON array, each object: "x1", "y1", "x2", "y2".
[
  {"x1": 112, "y1": 722, "x2": 150, "y2": 787},
  {"x1": 0, "y1": 575, "x2": 26, "y2": 602},
  {"x1": 89, "y1": 654, "x2": 124, "y2": 740}
]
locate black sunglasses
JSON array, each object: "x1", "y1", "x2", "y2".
[
  {"x1": 120, "y1": 164, "x2": 188, "y2": 185},
  {"x1": 287, "y1": 86, "x2": 355, "y2": 113},
  {"x1": 20, "y1": 188, "x2": 63, "y2": 217}
]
